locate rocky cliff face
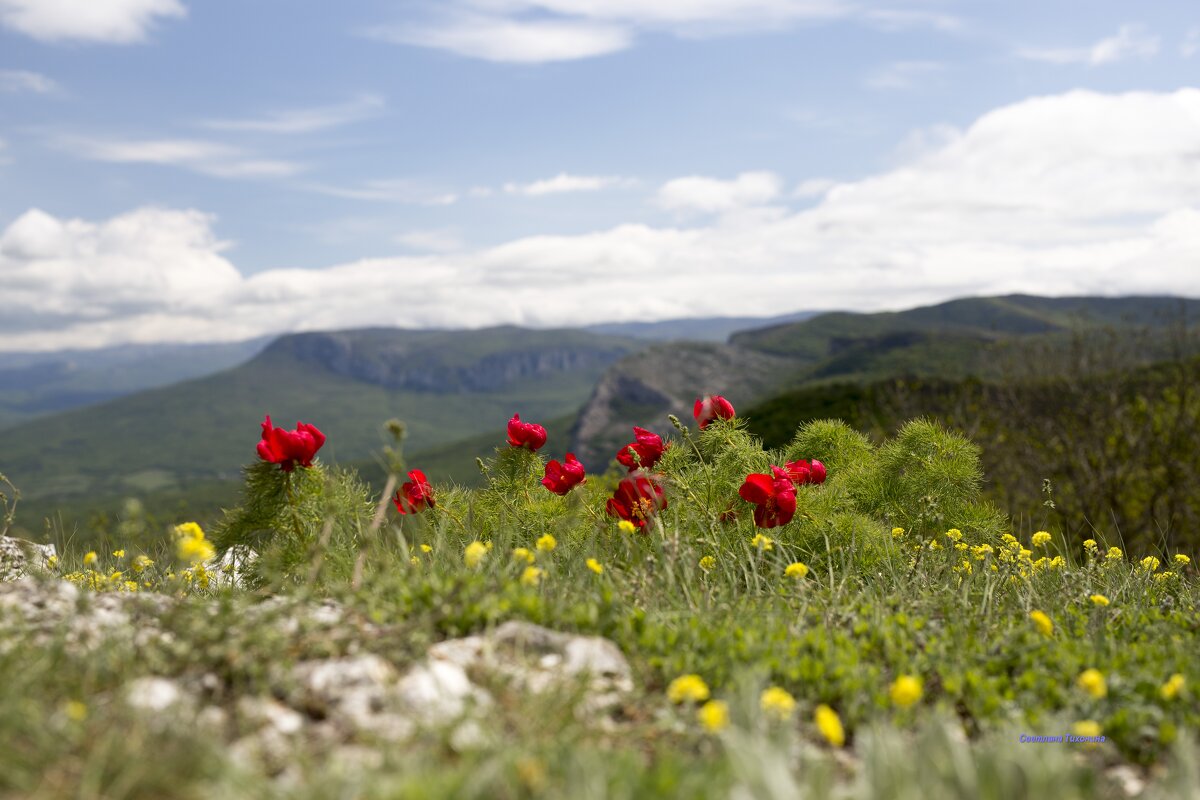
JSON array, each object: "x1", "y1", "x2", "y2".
[
  {"x1": 264, "y1": 328, "x2": 637, "y2": 393},
  {"x1": 569, "y1": 342, "x2": 801, "y2": 470}
]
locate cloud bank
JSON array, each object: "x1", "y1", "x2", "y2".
[
  {"x1": 4, "y1": 89, "x2": 1200, "y2": 351},
  {"x1": 0, "y1": 0, "x2": 185, "y2": 44}
]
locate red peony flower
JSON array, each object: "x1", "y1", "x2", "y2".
[
  {"x1": 693, "y1": 395, "x2": 735, "y2": 430},
  {"x1": 616, "y1": 426, "x2": 666, "y2": 471},
  {"x1": 785, "y1": 458, "x2": 827, "y2": 486},
  {"x1": 256, "y1": 414, "x2": 325, "y2": 472},
  {"x1": 506, "y1": 413, "x2": 547, "y2": 451},
  {"x1": 738, "y1": 466, "x2": 797, "y2": 529},
  {"x1": 541, "y1": 453, "x2": 587, "y2": 495},
  {"x1": 393, "y1": 469, "x2": 435, "y2": 514},
  {"x1": 605, "y1": 473, "x2": 668, "y2": 529}
]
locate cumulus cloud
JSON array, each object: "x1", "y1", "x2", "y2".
[
  {"x1": 0, "y1": 69, "x2": 58, "y2": 94},
  {"x1": 5, "y1": 89, "x2": 1200, "y2": 351},
  {"x1": 57, "y1": 135, "x2": 305, "y2": 179},
  {"x1": 0, "y1": 0, "x2": 185, "y2": 44},
  {"x1": 1183, "y1": 28, "x2": 1200, "y2": 58},
  {"x1": 1018, "y1": 24, "x2": 1160, "y2": 66},
  {"x1": 504, "y1": 173, "x2": 632, "y2": 196},
  {"x1": 369, "y1": 0, "x2": 961, "y2": 62},
  {"x1": 200, "y1": 94, "x2": 385, "y2": 135},
  {"x1": 656, "y1": 171, "x2": 782, "y2": 214}
]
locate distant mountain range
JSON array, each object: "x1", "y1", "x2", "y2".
[{"x1": 4, "y1": 295, "x2": 1197, "y2": 539}]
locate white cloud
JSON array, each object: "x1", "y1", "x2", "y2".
[
  {"x1": 1183, "y1": 28, "x2": 1200, "y2": 58},
  {"x1": 368, "y1": 14, "x2": 633, "y2": 63},
  {"x1": 372, "y1": 0, "x2": 962, "y2": 63},
  {"x1": 395, "y1": 228, "x2": 466, "y2": 253},
  {"x1": 656, "y1": 171, "x2": 782, "y2": 214},
  {"x1": 864, "y1": 60, "x2": 943, "y2": 90},
  {"x1": 0, "y1": 0, "x2": 185, "y2": 44},
  {"x1": 0, "y1": 69, "x2": 58, "y2": 94},
  {"x1": 5, "y1": 89, "x2": 1200, "y2": 351},
  {"x1": 1018, "y1": 24, "x2": 1160, "y2": 66},
  {"x1": 504, "y1": 173, "x2": 632, "y2": 196},
  {"x1": 200, "y1": 95, "x2": 385, "y2": 135},
  {"x1": 307, "y1": 179, "x2": 458, "y2": 205},
  {"x1": 58, "y1": 135, "x2": 305, "y2": 179}
]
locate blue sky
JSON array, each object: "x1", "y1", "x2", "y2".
[{"x1": 1, "y1": 0, "x2": 1199, "y2": 350}]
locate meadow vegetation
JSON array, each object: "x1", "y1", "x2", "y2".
[{"x1": 2, "y1": 403, "x2": 1197, "y2": 798}]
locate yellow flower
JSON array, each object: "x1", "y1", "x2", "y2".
[
  {"x1": 112, "y1": 549, "x2": 126, "y2": 559},
  {"x1": 586, "y1": 558, "x2": 604, "y2": 575},
  {"x1": 892, "y1": 527, "x2": 906, "y2": 539},
  {"x1": 1029, "y1": 610, "x2": 1053, "y2": 637},
  {"x1": 1173, "y1": 554, "x2": 1190, "y2": 565},
  {"x1": 123, "y1": 581, "x2": 139, "y2": 592},
  {"x1": 1089, "y1": 594, "x2": 1110, "y2": 607},
  {"x1": 1083, "y1": 539, "x2": 1097, "y2": 551},
  {"x1": 174, "y1": 522, "x2": 204, "y2": 540},
  {"x1": 890, "y1": 675, "x2": 923, "y2": 708},
  {"x1": 64, "y1": 701, "x2": 88, "y2": 722},
  {"x1": 410, "y1": 556, "x2": 420, "y2": 566},
  {"x1": 1072, "y1": 720, "x2": 1103, "y2": 739},
  {"x1": 536, "y1": 533, "x2": 557, "y2": 552},
  {"x1": 512, "y1": 547, "x2": 535, "y2": 564},
  {"x1": 667, "y1": 674, "x2": 710, "y2": 704},
  {"x1": 47, "y1": 554, "x2": 59, "y2": 569},
  {"x1": 1077, "y1": 669, "x2": 1107, "y2": 699},
  {"x1": 1153, "y1": 571, "x2": 1176, "y2": 582},
  {"x1": 698, "y1": 555, "x2": 716, "y2": 573},
  {"x1": 177, "y1": 536, "x2": 214, "y2": 565},
  {"x1": 1161, "y1": 674, "x2": 1185, "y2": 701},
  {"x1": 464, "y1": 541, "x2": 488, "y2": 569},
  {"x1": 928, "y1": 538, "x2": 942, "y2": 551},
  {"x1": 1031, "y1": 531, "x2": 1051, "y2": 547},
  {"x1": 814, "y1": 704, "x2": 845, "y2": 748},
  {"x1": 1140, "y1": 556, "x2": 1160, "y2": 572},
  {"x1": 1049, "y1": 556, "x2": 1065, "y2": 569},
  {"x1": 785, "y1": 562, "x2": 809, "y2": 579},
  {"x1": 131, "y1": 555, "x2": 153, "y2": 573},
  {"x1": 618, "y1": 520, "x2": 636, "y2": 534},
  {"x1": 1105, "y1": 547, "x2": 1123, "y2": 561},
  {"x1": 945, "y1": 528, "x2": 963, "y2": 542},
  {"x1": 1001, "y1": 533, "x2": 1018, "y2": 546},
  {"x1": 972, "y1": 544, "x2": 994, "y2": 560},
  {"x1": 420, "y1": 544, "x2": 432, "y2": 553},
  {"x1": 83, "y1": 551, "x2": 98, "y2": 566},
  {"x1": 697, "y1": 700, "x2": 729, "y2": 732},
  {"x1": 751, "y1": 534, "x2": 774, "y2": 551},
  {"x1": 760, "y1": 687, "x2": 796, "y2": 720},
  {"x1": 520, "y1": 566, "x2": 544, "y2": 587}
]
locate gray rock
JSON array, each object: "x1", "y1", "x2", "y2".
[{"x1": 0, "y1": 536, "x2": 57, "y2": 581}]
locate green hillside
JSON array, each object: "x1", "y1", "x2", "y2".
[
  {"x1": 0, "y1": 327, "x2": 640, "y2": 536},
  {"x1": 729, "y1": 294, "x2": 1200, "y2": 360}
]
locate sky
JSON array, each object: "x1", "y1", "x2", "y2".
[{"x1": 1, "y1": 0, "x2": 1199, "y2": 351}]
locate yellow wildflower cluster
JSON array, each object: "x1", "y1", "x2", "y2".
[
  {"x1": 464, "y1": 541, "x2": 489, "y2": 569},
  {"x1": 667, "y1": 674, "x2": 710, "y2": 704},
  {"x1": 1031, "y1": 531, "x2": 1052, "y2": 547},
  {"x1": 1161, "y1": 674, "x2": 1185, "y2": 701},
  {"x1": 1029, "y1": 610, "x2": 1054, "y2": 637},
  {"x1": 890, "y1": 675, "x2": 923, "y2": 708},
  {"x1": 814, "y1": 704, "x2": 845, "y2": 747},
  {"x1": 945, "y1": 528, "x2": 963, "y2": 542},
  {"x1": 785, "y1": 562, "x2": 809, "y2": 579},
  {"x1": 586, "y1": 558, "x2": 604, "y2": 575},
  {"x1": 512, "y1": 547, "x2": 535, "y2": 564},
  {"x1": 1077, "y1": 668, "x2": 1107, "y2": 699},
  {"x1": 617, "y1": 520, "x2": 637, "y2": 534},
  {"x1": 175, "y1": 522, "x2": 215, "y2": 564},
  {"x1": 751, "y1": 534, "x2": 774, "y2": 551},
  {"x1": 697, "y1": 700, "x2": 729, "y2": 732},
  {"x1": 536, "y1": 534, "x2": 557, "y2": 552},
  {"x1": 1089, "y1": 594, "x2": 1110, "y2": 606},
  {"x1": 520, "y1": 566, "x2": 544, "y2": 587},
  {"x1": 760, "y1": 687, "x2": 796, "y2": 720},
  {"x1": 1139, "y1": 556, "x2": 1160, "y2": 573},
  {"x1": 698, "y1": 555, "x2": 715, "y2": 572}
]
